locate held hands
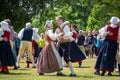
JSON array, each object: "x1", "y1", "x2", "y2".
[
  {"x1": 59, "y1": 32, "x2": 64, "y2": 37},
  {"x1": 106, "y1": 31, "x2": 113, "y2": 36},
  {"x1": 2, "y1": 37, "x2": 7, "y2": 41}
]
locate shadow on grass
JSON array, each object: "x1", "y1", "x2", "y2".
[
  {"x1": 8, "y1": 72, "x2": 31, "y2": 75},
  {"x1": 74, "y1": 66, "x2": 91, "y2": 68},
  {"x1": 0, "y1": 72, "x2": 31, "y2": 75},
  {"x1": 39, "y1": 74, "x2": 94, "y2": 78}
]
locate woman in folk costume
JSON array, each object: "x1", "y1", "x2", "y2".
[
  {"x1": 37, "y1": 20, "x2": 63, "y2": 75},
  {"x1": 32, "y1": 28, "x2": 40, "y2": 59},
  {"x1": 0, "y1": 21, "x2": 15, "y2": 74},
  {"x1": 69, "y1": 25, "x2": 86, "y2": 67},
  {"x1": 94, "y1": 17, "x2": 120, "y2": 76},
  {"x1": 116, "y1": 33, "x2": 120, "y2": 74}
]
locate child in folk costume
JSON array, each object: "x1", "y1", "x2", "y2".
[
  {"x1": 0, "y1": 21, "x2": 15, "y2": 74},
  {"x1": 94, "y1": 17, "x2": 120, "y2": 76},
  {"x1": 69, "y1": 25, "x2": 86, "y2": 67},
  {"x1": 37, "y1": 20, "x2": 63, "y2": 75}
]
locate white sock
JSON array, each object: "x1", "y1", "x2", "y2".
[
  {"x1": 68, "y1": 61, "x2": 75, "y2": 74},
  {"x1": 31, "y1": 56, "x2": 35, "y2": 67},
  {"x1": 17, "y1": 56, "x2": 21, "y2": 67}
]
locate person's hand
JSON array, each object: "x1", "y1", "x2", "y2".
[
  {"x1": 2, "y1": 37, "x2": 7, "y2": 41},
  {"x1": 61, "y1": 32, "x2": 64, "y2": 36},
  {"x1": 106, "y1": 31, "x2": 113, "y2": 36}
]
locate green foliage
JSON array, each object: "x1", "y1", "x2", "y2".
[{"x1": 1, "y1": 0, "x2": 120, "y2": 33}]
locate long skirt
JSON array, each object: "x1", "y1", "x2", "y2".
[
  {"x1": 37, "y1": 42, "x2": 63, "y2": 73},
  {"x1": 69, "y1": 41, "x2": 86, "y2": 62},
  {"x1": 0, "y1": 41, "x2": 15, "y2": 66},
  {"x1": 94, "y1": 39, "x2": 118, "y2": 72}
]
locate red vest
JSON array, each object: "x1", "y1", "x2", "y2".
[
  {"x1": 2, "y1": 31, "x2": 10, "y2": 40},
  {"x1": 72, "y1": 31, "x2": 77, "y2": 40},
  {"x1": 106, "y1": 24, "x2": 119, "y2": 41}
]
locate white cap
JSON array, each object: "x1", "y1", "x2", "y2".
[
  {"x1": 0, "y1": 21, "x2": 8, "y2": 28},
  {"x1": 45, "y1": 20, "x2": 52, "y2": 28},
  {"x1": 110, "y1": 17, "x2": 120, "y2": 24},
  {"x1": 0, "y1": 21, "x2": 10, "y2": 32},
  {"x1": 33, "y1": 28, "x2": 38, "y2": 33},
  {"x1": 64, "y1": 21, "x2": 70, "y2": 24},
  {"x1": 26, "y1": 22, "x2": 31, "y2": 27}
]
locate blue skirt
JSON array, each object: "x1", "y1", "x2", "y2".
[
  {"x1": 0, "y1": 41, "x2": 15, "y2": 66},
  {"x1": 69, "y1": 41, "x2": 86, "y2": 62},
  {"x1": 94, "y1": 39, "x2": 118, "y2": 72}
]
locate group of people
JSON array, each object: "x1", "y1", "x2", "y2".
[{"x1": 0, "y1": 16, "x2": 120, "y2": 77}]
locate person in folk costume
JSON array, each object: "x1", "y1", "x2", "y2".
[
  {"x1": 17, "y1": 22, "x2": 36, "y2": 68},
  {"x1": 94, "y1": 17, "x2": 120, "y2": 76},
  {"x1": 26, "y1": 28, "x2": 40, "y2": 68},
  {"x1": 95, "y1": 28, "x2": 105, "y2": 56},
  {"x1": 4, "y1": 19, "x2": 18, "y2": 69},
  {"x1": 116, "y1": 26, "x2": 120, "y2": 75},
  {"x1": 70, "y1": 25, "x2": 86, "y2": 67},
  {"x1": 55, "y1": 16, "x2": 76, "y2": 76},
  {"x1": 0, "y1": 21, "x2": 15, "y2": 74},
  {"x1": 37, "y1": 20, "x2": 63, "y2": 75},
  {"x1": 32, "y1": 28, "x2": 40, "y2": 62}
]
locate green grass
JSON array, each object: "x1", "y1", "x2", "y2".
[{"x1": 0, "y1": 58, "x2": 120, "y2": 80}]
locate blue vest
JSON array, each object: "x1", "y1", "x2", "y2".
[{"x1": 22, "y1": 27, "x2": 33, "y2": 42}]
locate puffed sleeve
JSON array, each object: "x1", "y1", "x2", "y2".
[
  {"x1": 63, "y1": 25, "x2": 73, "y2": 39},
  {"x1": 47, "y1": 29, "x2": 58, "y2": 40},
  {"x1": 18, "y1": 28, "x2": 24, "y2": 40},
  {"x1": 99, "y1": 26, "x2": 107, "y2": 38},
  {"x1": 32, "y1": 32, "x2": 40, "y2": 43},
  {"x1": 0, "y1": 29, "x2": 4, "y2": 41}
]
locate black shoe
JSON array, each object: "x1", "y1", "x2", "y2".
[
  {"x1": 39, "y1": 73, "x2": 44, "y2": 75},
  {"x1": 14, "y1": 67, "x2": 18, "y2": 70},
  {"x1": 94, "y1": 71, "x2": 100, "y2": 75},
  {"x1": 32, "y1": 66, "x2": 36, "y2": 68},
  {"x1": 79, "y1": 62, "x2": 82, "y2": 67},
  {"x1": 0, "y1": 71, "x2": 5, "y2": 74},
  {"x1": 101, "y1": 72, "x2": 105, "y2": 76},
  {"x1": 57, "y1": 72, "x2": 66, "y2": 76},
  {"x1": 108, "y1": 73, "x2": 112, "y2": 76},
  {"x1": 69, "y1": 73, "x2": 76, "y2": 77},
  {"x1": 17, "y1": 66, "x2": 20, "y2": 68},
  {"x1": 4, "y1": 71, "x2": 9, "y2": 74}
]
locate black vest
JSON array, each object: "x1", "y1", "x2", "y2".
[{"x1": 22, "y1": 27, "x2": 33, "y2": 42}]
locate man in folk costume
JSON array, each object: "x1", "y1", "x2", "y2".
[
  {"x1": 0, "y1": 21, "x2": 15, "y2": 74},
  {"x1": 17, "y1": 22, "x2": 36, "y2": 68},
  {"x1": 94, "y1": 17, "x2": 120, "y2": 76},
  {"x1": 55, "y1": 16, "x2": 76, "y2": 76}
]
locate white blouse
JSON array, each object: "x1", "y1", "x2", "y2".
[
  {"x1": 47, "y1": 29, "x2": 59, "y2": 40},
  {"x1": 59, "y1": 23, "x2": 73, "y2": 39},
  {"x1": 0, "y1": 29, "x2": 4, "y2": 41}
]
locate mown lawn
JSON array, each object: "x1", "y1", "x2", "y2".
[{"x1": 0, "y1": 58, "x2": 120, "y2": 80}]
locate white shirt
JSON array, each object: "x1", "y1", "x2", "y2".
[{"x1": 59, "y1": 23, "x2": 72, "y2": 39}]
